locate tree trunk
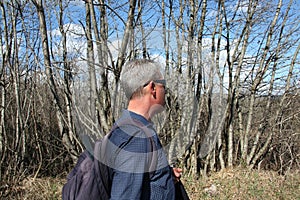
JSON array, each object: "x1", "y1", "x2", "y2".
[
  {"x1": 161, "y1": 0, "x2": 171, "y2": 75},
  {"x1": 32, "y1": 0, "x2": 78, "y2": 161},
  {"x1": 85, "y1": 0, "x2": 99, "y2": 136},
  {"x1": 245, "y1": 0, "x2": 282, "y2": 165},
  {"x1": 88, "y1": 0, "x2": 112, "y2": 134},
  {"x1": 116, "y1": 0, "x2": 137, "y2": 79}
]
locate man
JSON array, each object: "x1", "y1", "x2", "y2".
[{"x1": 101, "y1": 59, "x2": 182, "y2": 199}]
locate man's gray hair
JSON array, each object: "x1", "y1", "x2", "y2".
[{"x1": 120, "y1": 59, "x2": 163, "y2": 99}]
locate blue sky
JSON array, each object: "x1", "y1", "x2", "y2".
[{"x1": 41, "y1": 0, "x2": 299, "y2": 95}]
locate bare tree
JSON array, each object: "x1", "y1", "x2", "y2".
[
  {"x1": 115, "y1": 0, "x2": 137, "y2": 75},
  {"x1": 0, "y1": 1, "x2": 10, "y2": 180},
  {"x1": 87, "y1": 0, "x2": 112, "y2": 134},
  {"x1": 0, "y1": 0, "x2": 299, "y2": 187},
  {"x1": 32, "y1": 0, "x2": 79, "y2": 162}
]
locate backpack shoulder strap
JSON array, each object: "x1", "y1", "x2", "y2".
[{"x1": 114, "y1": 118, "x2": 158, "y2": 174}]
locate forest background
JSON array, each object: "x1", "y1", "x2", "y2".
[{"x1": 0, "y1": 0, "x2": 299, "y2": 198}]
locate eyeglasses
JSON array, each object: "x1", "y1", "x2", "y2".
[{"x1": 143, "y1": 79, "x2": 166, "y2": 88}]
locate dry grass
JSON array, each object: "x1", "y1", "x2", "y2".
[
  {"x1": 1, "y1": 167, "x2": 299, "y2": 199},
  {"x1": 0, "y1": 177, "x2": 65, "y2": 200},
  {"x1": 183, "y1": 167, "x2": 300, "y2": 200}
]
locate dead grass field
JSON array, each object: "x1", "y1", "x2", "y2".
[
  {"x1": 184, "y1": 167, "x2": 300, "y2": 200},
  {"x1": 1, "y1": 167, "x2": 299, "y2": 199}
]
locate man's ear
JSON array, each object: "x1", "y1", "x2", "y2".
[
  {"x1": 150, "y1": 81, "x2": 155, "y2": 90},
  {"x1": 150, "y1": 81, "x2": 156, "y2": 98}
]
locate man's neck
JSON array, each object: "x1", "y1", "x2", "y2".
[{"x1": 127, "y1": 97, "x2": 151, "y2": 120}]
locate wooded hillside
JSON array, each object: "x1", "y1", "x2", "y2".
[{"x1": 0, "y1": 0, "x2": 299, "y2": 189}]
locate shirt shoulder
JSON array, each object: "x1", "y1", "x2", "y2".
[{"x1": 109, "y1": 124, "x2": 152, "y2": 153}]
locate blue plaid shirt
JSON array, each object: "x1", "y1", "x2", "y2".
[{"x1": 105, "y1": 110, "x2": 175, "y2": 200}]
